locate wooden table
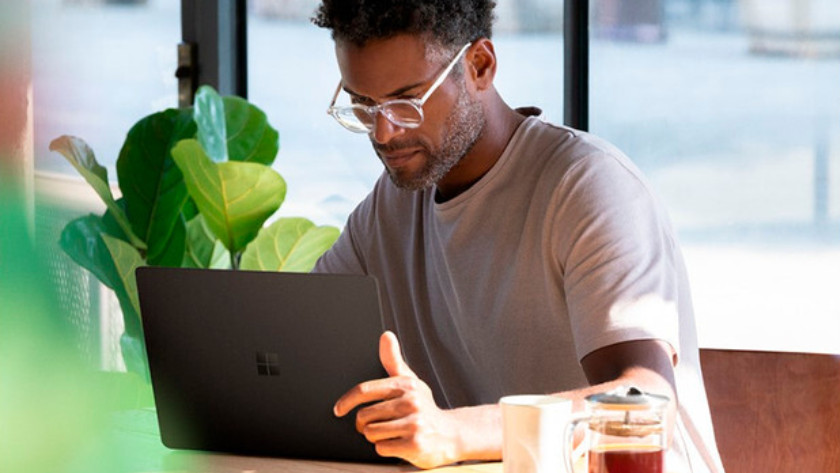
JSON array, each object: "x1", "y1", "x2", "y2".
[
  {"x1": 160, "y1": 452, "x2": 503, "y2": 473},
  {"x1": 110, "y1": 408, "x2": 504, "y2": 473},
  {"x1": 109, "y1": 408, "x2": 602, "y2": 473}
]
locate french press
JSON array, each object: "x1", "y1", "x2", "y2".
[{"x1": 564, "y1": 387, "x2": 670, "y2": 473}]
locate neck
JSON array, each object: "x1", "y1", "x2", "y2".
[{"x1": 435, "y1": 95, "x2": 525, "y2": 202}]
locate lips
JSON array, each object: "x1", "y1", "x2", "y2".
[{"x1": 380, "y1": 149, "x2": 421, "y2": 167}]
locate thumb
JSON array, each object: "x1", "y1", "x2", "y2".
[{"x1": 379, "y1": 330, "x2": 417, "y2": 378}]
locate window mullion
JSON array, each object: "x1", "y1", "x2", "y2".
[
  {"x1": 179, "y1": 0, "x2": 247, "y2": 106},
  {"x1": 564, "y1": 0, "x2": 589, "y2": 131}
]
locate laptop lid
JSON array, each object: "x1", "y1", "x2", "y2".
[{"x1": 136, "y1": 267, "x2": 387, "y2": 462}]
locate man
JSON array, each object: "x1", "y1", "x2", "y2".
[{"x1": 311, "y1": 1, "x2": 723, "y2": 471}]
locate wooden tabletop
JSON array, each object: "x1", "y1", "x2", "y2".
[
  {"x1": 159, "y1": 451, "x2": 503, "y2": 473},
  {"x1": 108, "y1": 408, "x2": 506, "y2": 473}
]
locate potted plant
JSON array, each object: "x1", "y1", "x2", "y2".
[{"x1": 51, "y1": 85, "x2": 339, "y2": 383}]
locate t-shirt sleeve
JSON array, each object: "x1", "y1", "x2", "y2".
[
  {"x1": 554, "y1": 151, "x2": 682, "y2": 362},
  {"x1": 311, "y1": 194, "x2": 374, "y2": 276}
]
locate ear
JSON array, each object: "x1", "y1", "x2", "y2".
[{"x1": 466, "y1": 38, "x2": 497, "y2": 92}]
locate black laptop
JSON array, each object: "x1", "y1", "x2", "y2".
[{"x1": 135, "y1": 267, "x2": 388, "y2": 462}]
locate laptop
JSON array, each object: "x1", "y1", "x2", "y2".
[{"x1": 135, "y1": 266, "x2": 389, "y2": 462}]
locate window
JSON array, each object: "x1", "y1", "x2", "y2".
[
  {"x1": 590, "y1": 0, "x2": 840, "y2": 352},
  {"x1": 32, "y1": 0, "x2": 179, "y2": 178}
]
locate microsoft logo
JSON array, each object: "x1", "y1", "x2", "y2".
[{"x1": 256, "y1": 351, "x2": 279, "y2": 376}]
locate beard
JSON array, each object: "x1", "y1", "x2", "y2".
[{"x1": 373, "y1": 82, "x2": 486, "y2": 191}]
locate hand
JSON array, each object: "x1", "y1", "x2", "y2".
[{"x1": 333, "y1": 331, "x2": 461, "y2": 469}]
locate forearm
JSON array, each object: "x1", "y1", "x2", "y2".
[
  {"x1": 383, "y1": 340, "x2": 677, "y2": 467},
  {"x1": 567, "y1": 365, "x2": 676, "y2": 415},
  {"x1": 448, "y1": 403, "x2": 504, "y2": 463},
  {"x1": 450, "y1": 364, "x2": 675, "y2": 464}
]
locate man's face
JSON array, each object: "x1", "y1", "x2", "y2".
[{"x1": 335, "y1": 35, "x2": 486, "y2": 191}]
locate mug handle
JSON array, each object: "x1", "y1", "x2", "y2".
[{"x1": 563, "y1": 413, "x2": 590, "y2": 473}]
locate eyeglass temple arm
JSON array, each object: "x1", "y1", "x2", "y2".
[
  {"x1": 327, "y1": 81, "x2": 343, "y2": 112},
  {"x1": 418, "y1": 42, "x2": 472, "y2": 104}
]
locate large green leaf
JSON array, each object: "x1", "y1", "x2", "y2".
[
  {"x1": 60, "y1": 214, "x2": 121, "y2": 290},
  {"x1": 101, "y1": 234, "x2": 145, "y2": 338},
  {"x1": 171, "y1": 139, "x2": 286, "y2": 255},
  {"x1": 116, "y1": 108, "x2": 196, "y2": 266},
  {"x1": 182, "y1": 214, "x2": 231, "y2": 269},
  {"x1": 120, "y1": 333, "x2": 150, "y2": 383},
  {"x1": 240, "y1": 217, "x2": 340, "y2": 272},
  {"x1": 182, "y1": 197, "x2": 199, "y2": 221},
  {"x1": 153, "y1": 215, "x2": 187, "y2": 267},
  {"x1": 102, "y1": 198, "x2": 131, "y2": 242},
  {"x1": 194, "y1": 85, "x2": 280, "y2": 165},
  {"x1": 194, "y1": 85, "x2": 227, "y2": 163},
  {"x1": 223, "y1": 95, "x2": 280, "y2": 165},
  {"x1": 50, "y1": 136, "x2": 146, "y2": 250}
]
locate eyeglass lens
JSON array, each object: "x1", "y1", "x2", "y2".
[
  {"x1": 334, "y1": 101, "x2": 423, "y2": 132},
  {"x1": 369, "y1": 102, "x2": 422, "y2": 128}
]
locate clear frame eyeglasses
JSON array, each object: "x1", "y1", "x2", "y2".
[{"x1": 326, "y1": 42, "x2": 472, "y2": 133}]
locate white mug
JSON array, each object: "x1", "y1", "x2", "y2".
[{"x1": 500, "y1": 394, "x2": 573, "y2": 473}]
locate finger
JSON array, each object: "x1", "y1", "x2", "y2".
[
  {"x1": 380, "y1": 330, "x2": 417, "y2": 378},
  {"x1": 355, "y1": 396, "x2": 419, "y2": 432},
  {"x1": 362, "y1": 415, "x2": 418, "y2": 443},
  {"x1": 373, "y1": 437, "x2": 416, "y2": 462},
  {"x1": 333, "y1": 377, "x2": 406, "y2": 417}
]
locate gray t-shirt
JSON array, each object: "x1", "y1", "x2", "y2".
[{"x1": 314, "y1": 116, "x2": 722, "y2": 471}]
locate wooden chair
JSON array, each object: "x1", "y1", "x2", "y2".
[{"x1": 699, "y1": 348, "x2": 840, "y2": 473}]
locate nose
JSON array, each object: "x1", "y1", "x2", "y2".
[{"x1": 370, "y1": 111, "x2": 404, "y2": 144}]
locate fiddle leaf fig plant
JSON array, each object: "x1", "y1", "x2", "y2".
[
  {"x1": 52, "y1": 85, "x2": 339, "y2": 380},
  {"x1": 171, "y1": 139, "x2": 287, "y2": 263}
]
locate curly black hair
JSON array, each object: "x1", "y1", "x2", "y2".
[{"x1": 312, "y1": 0, "x2": 496, "y2": 48}]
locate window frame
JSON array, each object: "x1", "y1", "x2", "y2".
[{"x1": 180, "y1": 0, "x2": 248, "y2": 106}]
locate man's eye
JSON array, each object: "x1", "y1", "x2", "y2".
[{"x1": 351, "y1": 97, "x2": 375, "y2": 106}]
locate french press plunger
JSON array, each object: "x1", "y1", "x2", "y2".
[{"x1": 564, "y1": 387, "x2": 670, "y2": 473}]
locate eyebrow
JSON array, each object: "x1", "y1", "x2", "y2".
[{"x1": 343, "y1": 80, "x2": 428, "y2": 101}]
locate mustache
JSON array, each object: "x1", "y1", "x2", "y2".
[{"x1": 373, "y1": 139, "x2": 427, "y2": 155}]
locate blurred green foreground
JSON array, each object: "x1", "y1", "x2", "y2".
[{"x1": 0, "y1": 166, "x2": 190, "y2": 473}]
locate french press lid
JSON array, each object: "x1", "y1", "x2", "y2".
[
  {"x1": 584, "y1": 387, "x2": 669, "y2": 437},
  {"x1": 585, "y1": 386, "x2": 670, "y2": 410}
]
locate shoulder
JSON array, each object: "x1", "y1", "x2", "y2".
[
  {"x1": 507, "y1": 116, "x2": 649, "y2": 195},
  {"x1": 528, "y1": 118, "x2": 634, "y2": 168}
]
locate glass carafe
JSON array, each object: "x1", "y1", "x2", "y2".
[{"x1": 564, "y1": 387, "x2": 669, "y2": 473}]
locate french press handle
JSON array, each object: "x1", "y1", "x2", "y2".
[{"x1": 562, "y1": 412, "x2": 590, "y2": 473}]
